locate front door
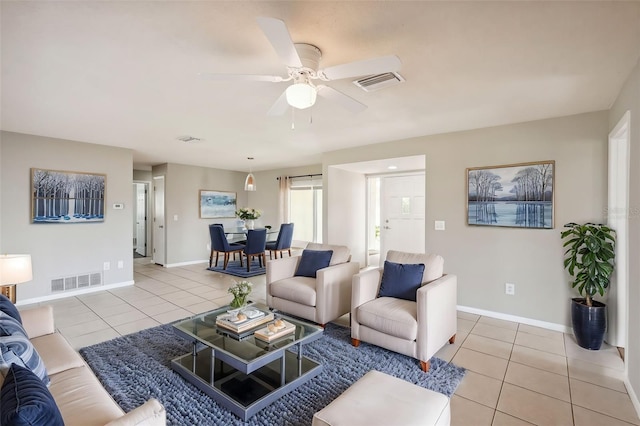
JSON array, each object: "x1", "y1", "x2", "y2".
[{"x1": 379, "y1": 174, "x2": 425, "y2": 265}]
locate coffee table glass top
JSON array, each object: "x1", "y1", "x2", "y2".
[{"x1": 172, "y1": 303, "x2": 323, "y2": 363}]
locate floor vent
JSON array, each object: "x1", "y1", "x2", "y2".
[
  {"x1": 51, "y1": 272, "x2": 103, "y2": 293},
  {"x1": 353, "y1": 72, "x2": 405, "y2": 92}
]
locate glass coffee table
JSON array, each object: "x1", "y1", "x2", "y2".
[{"x1": 170, "y1": 303, "x2": 323, "y2": 420}]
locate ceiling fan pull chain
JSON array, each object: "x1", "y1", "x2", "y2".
[
  {"x1": 309, "y1": 109, "x2": 313, "y2": 125},
  {"x1": 291, "y1": 107, "x2": 295, "y2": 130}
]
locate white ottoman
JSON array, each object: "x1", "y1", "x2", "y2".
[{"x1": 312, "y1": 370, "x2": 450, "y2": 426}]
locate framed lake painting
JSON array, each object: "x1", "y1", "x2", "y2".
[
  {"x1": 31, "y1": 168, "x2": 106, "y2": 223},
  {"x1": 200, "y1": 190, "x2": 236, "y2": 219},
  {"x1": 467, "y1": 161, "x2": 554, "y2": 229}
]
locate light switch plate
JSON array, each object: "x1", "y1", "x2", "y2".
[{"x1": 435, "y1": 220, "x2": 445, "y2": 231}]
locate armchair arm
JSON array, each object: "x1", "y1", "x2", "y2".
[
  {"x1": 351, "y1": 268, "x2": 382, "y2": 310},
  {"x1": 19, "y1": 305, "x2": 55, "y2": 338},
  {"x1": 105, "y1": 398, "x2": 166, "y2": 426},
  {"x1": 416, "y1": 274, "x2": 457, "y2": 362},
  {"x1": 315, "y1": 262, "x2": 360, "y2": 324}
]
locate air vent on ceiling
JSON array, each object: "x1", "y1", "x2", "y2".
[
  {"x1": 353, "y1": 72, "x2": 405, "y2": 92},
  {"x1": 176, "y1": 135, "x2": 203, "y2": 143}
]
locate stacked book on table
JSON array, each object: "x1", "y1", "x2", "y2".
[{"x1": 216, "y1": 308, "x2": 274, "y2": 334}]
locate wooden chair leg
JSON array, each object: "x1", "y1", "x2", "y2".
[
  {"x1": 215, "y1": 252, "x2": 219, "y2": 267},
  {"x1": 351, "y1": 338, "x2": 360, "y2": 347},
  {"x1": 239, "y1": 252, "x2": 243, "y2": 267},
  {"x1": 269, "y1": 251, "x2": 273, "y2": 260},
  {"x1": 209, "y1": 250, "x2": 213, "y2": 268},
  {"x1": 247, "y1": 255, "x2": 251, "y2": 272},
  {"x1": 449, "y1": 334, "x2": 456, "y2": 344},
  {"x1": 420, "y1": 360, "x2": 430, "y2": 372},
  {"x1": 223, "y1": 253, "x2": 229, "y2": 270},
  {"x1": 287, "y1": 249, "x2": 292, "y2": 257}
]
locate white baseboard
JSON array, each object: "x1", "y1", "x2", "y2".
[
  {"x1": 625, "y1": 378, "x2": 640, "y2": 421},
  {"x1": 16, "y1": 280, "x2": 134, "y2": 306},
  {"x1": 164, "y1": 260, "x2": 209, "y2": 268},
  {"x1": 457, "y1": 305, "x2": 572, "y2": 334}
]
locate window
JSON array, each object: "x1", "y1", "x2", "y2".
[{"x1": 289, "y1": 177, "x2": 322, "y2": 243}]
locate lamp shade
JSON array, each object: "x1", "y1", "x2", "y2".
[
  {"x1": 286, "y1": 83, "x2": 317, "y2": 109},
  {"x1": 0, "y1": 254, "x2": 33, "y2": 285},
  {"x1": 244, "y1": 173, "x2": 256, "y2": 191}
]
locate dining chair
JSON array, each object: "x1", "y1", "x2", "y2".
[
  {"x1": 266, "y1": 223, "x2": 294, "y2": 259},
  {"x1": 209, "y1": 224, "x2": 245, "y2": 269},
  {"x1": 243, "y1": 229, "x2": 267, "y2": 272}
]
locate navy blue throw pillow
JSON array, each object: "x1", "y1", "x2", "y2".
[
  {"x1": 295, "y1": 250, "x2": 334, "y2": 278},
  {"x1": 0, "y1": 294, "x2": 21, "y2": 324},
  {"x1": 0, "y1": 364, "x2": 64, "y2": 426},
  {"x1": 378, "y1": 261, "x2": 426, "y2": 302}
]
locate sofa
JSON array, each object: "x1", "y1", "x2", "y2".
[
  {"x1": 5, "y1": 305, "x2": 166, "y2": 426},
  {"x1": 266, "y1": 243, "x2": 360, "y2": 326}
]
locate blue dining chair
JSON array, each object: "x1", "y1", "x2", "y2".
[
  {"x1": 266, "y1": 223, "x2": 294, "y2": 259},
  {"x1": 243, "y1": 229, "x2": 267, "y2": 272},
  {"x1": 209, "y1": 224, "x2": 245, "y2": 269}
]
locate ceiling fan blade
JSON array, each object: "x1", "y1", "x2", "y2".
[
  {"x1": 256, "y1": 17, "x2": 303, "y2": 68},
  {"x1": 199, "y1": 73, "x2": 285, "y2": 83},
  {"x1": 320, "y1": 55, "x2": 401, "y2": 81},
  {"x1": 317, "y1": 85, "x2": 367, "y2": 113},
  {"x1": 267, "y1": 90, "x2": 290, "y2": 116}
]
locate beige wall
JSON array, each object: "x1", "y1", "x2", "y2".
[
  {"x1": 609, "y1": 58, "x2": 640, "y2": 410},
  {"x1": 324, "y1": 111, "x2": 609, "y2": 328},
  {"x1": 0, "y1": 131, "x2": 134, "y2": 303}
]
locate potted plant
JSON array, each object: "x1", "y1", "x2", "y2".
[
  {"x1": 235, "y1": 208, "x2": 261, "y2": 230},
  {"x1": 228, "y1": 280, "x2": 253, "y2": 310},
  {"x1": 561, "y1": 222, "x2": 616, "y2": 350}
]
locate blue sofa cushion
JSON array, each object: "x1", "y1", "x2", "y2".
[
  {"x1": 295, "y1": 250, "x2": 333, "y2": 278},
  {"x1": 378, "y1": 261, "x2": 426, "y2": 302},
  {"x1": 0, "y1": 294, "x2": 21, "y2": 324},
  {"x1": 0, "y1": 364, "x2": 63, "y2": 426},
  {"x1": 0, "y1": 313, "x2": 50, "y2": 386}
]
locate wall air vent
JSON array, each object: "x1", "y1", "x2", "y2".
[
  {"x1": 176, "y1": 135, "x2": 203, "y2": 143},
  {"x1": 353, "y1": 72, "x2": 405, "y2": 92},
  {"x1": 51, "y1": 272, "x2": 103, "y2": 293}
]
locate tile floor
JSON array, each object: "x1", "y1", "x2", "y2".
[{"x1": 20, "y1": 257, "x2": 640, "y2": 426}]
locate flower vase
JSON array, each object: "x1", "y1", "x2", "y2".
[{"x1": 245, "y1": 219, "x2": 255, "y2": 230}]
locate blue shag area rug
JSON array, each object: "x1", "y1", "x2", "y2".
[
  {"x1": 207, "y1": 258, "x2": 265, "y2": 278},
  {"x1": 80, "y1": 323, "x2": 465, "y2": 426}
]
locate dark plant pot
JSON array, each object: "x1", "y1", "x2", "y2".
[{"x1": 571, "y1": 298, "x2": 606, "y2": 350}]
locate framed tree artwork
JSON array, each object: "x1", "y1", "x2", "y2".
[
  {"x1": 31, "y1": 168, "x2": 106, "y2": 223},
  {"x1": 466, "y1": 161, "x2": 554, "y2": 229}
]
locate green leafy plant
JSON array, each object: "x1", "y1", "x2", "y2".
[
  {"x1": 228, "y1": 280, "x2": 252, "y2": 308},
  {"x1": 561, "y1": 222, "x2": 616, "y2": 307},
  {"x1": 235, "y1": 208, "x2": 261, "y2": 220}
]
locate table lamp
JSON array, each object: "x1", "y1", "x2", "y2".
[{"x1": 0, "y1": 254, "x2": 33, "y2": 303}]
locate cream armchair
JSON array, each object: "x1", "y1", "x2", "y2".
[
  {"x1": 351, "y1": 250, "x2": 457, "y2": 372},
  {"x1": 266, "y1": 243, "x2": 360, "y2": 326}
]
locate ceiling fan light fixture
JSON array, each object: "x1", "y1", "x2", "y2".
[{"x1": 286, "y1": 83, "x2": 317, "y2": 109}]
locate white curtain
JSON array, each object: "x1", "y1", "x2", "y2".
[{"x1": 278, "y1": 176, "x2": 291, "y2": 224}]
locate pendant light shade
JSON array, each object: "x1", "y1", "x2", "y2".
[
  {"x1": 244, "y1": 157, "x2": 256, "y2": 191},
  {"x1": 244, "y1": 172, "x2": 256, "y2": 191}
]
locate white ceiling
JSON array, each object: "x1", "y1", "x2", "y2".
[{"x1": 2, "y1": 1, "x2": 639, "y2": 173}]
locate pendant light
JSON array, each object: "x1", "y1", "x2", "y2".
[{"x1": 244, "y1": 157, "x2": 256, "y2": 191}]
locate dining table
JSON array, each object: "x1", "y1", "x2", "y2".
[{"x1": 224, "y1": 227, "x2": 279, "y2": 244}]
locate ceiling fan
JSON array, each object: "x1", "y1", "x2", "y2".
[{"x1": 200, "y1": 17, "x2": 402, "y2": 116}]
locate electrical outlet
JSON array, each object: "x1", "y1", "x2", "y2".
[
  {"x1": 434, "y1": 220, "x2": 446, "y2": 231},
  {"x1": 505, "y1": 282, "x2": 515, "y2": 295},
  {"x1": 103, "y1": 262, "x2": 110, "y2": 271},
  {"x1": 117, "y1": 260, "x2": 124, "y2": 269}
]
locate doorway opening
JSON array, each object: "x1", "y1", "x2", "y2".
[{"x1": 132, "y1": 182, "x2": 150, "y2": 258}]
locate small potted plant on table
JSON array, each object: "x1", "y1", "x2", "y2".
[
  {"x1": 236, "y1": 208, "x2": 261, "y2": 230},
  {"x1": 561, "y1": 222, "x2": 616, "y2": 350},
  {"x1": 227, "y1": 280, "x2": 253, "y2": 318}
]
